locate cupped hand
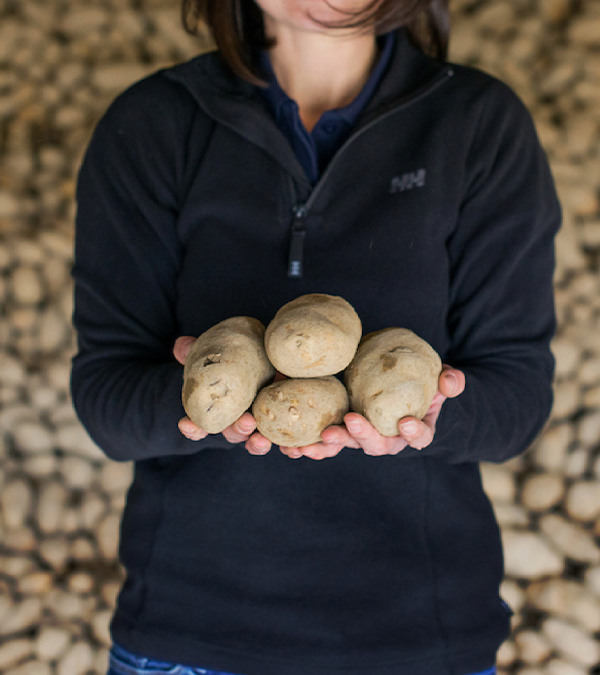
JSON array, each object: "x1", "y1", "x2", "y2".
[
  {"x1": 173, "y1": 335, "x2": 273, "y2": 455},
  {"x1": 174, "y1": 337, "x2": 464, "y2": 460},
  {"x1": 284, "y1": 365, "x2": 465, "y2": 460}
]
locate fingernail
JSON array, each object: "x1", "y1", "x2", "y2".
[
  {"x1": 444, "y1": 372, "x2": 458, "y2": 395},
  {"x1": 180, "y1": 419, "x2": 194, "y2": 432},
  {"x1": 400, "y1": 421, "x2": 418, "y2": 436},
  {"x1": 180, "y1": 336, "x2": 195, "y2": 356},
  {"x1": 346, "y1": 420, "x2": 361, "y2": 433}
]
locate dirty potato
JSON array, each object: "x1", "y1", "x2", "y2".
[
  {"x1": 264, "y1": 294, "x2": 362, "y2": 378},
  {"x1": 253, "y1": 376, "x2": 349, "y2": 447},
  {"x1": 344, "y1": 328, "x2": 442, "y2": 437},
  {"x1": 182, "y1": 316, "x2": 275, "y2": 434}
]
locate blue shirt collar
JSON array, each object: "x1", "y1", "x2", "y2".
[
  {"x1": 258, "y1": 31, "x2": 395, "y2": 129},
  {"x1": 257, "y1": 32, "x2": 395, "y2": 184}
]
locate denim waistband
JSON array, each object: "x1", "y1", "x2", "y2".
[
  {"x1": 109, "y1": 643, "x2": 496, "y2": 675},
  {"x1": 109, "y1": 644, "x2": 239, "y2": 675}
]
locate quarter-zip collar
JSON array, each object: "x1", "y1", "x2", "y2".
[
  {"x1": 171, "y1": 50, "x2": 311, "y2": 188},
  {"x1": 357, "y1": 29, "x2": 448, "y2": 125},
  {"x1": 164, "y1": 29, "x2": 449, "y2": 185},
  {"x1": 164, "y1": 29, "x2": 453, "y2": 279},
  {"x1": 257, "y1": 32, "x2": 395, "y2": 185}
]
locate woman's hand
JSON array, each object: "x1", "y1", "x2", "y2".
[
  {"x1": 280, "y1": 365, "x2": 465, "y2": 460},
  {"x1": 173, "y1": 336, "x2": 273, "y2": 456},
  {"x1": 174, "y1": 337, "x2": 464, "y2": 460}
]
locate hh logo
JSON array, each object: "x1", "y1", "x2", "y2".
[{"x1": 390, "y1": 169, "x2": 426, "y2": 193}]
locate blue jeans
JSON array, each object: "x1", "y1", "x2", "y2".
[
  {"x1": 108, "y1": 644, "x2": 243, "y2": 675},
  {"x1": 108, "y1": 643, "x2": 496, "y2": 675}
]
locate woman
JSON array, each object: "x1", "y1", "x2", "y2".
[{"x1": 71, "y1": 1, "x2": 560, "y2": 674}]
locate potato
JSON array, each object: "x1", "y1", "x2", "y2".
[
  {"x1": 253, "y1": 377, "x2": 349, "y2": 447},
  {"x1": 344, "y1": 328, "x2": 442, "y2": 437},
  {"x1": 264, "y1": 294, "x2": 362, "y2": 378},
  {"x1": 182, "y1": 316, "x2": 275, "y2": 434}
]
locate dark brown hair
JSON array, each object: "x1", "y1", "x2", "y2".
[{"x1": 182, "y1": 0, "x2": 450, "y2": 84}]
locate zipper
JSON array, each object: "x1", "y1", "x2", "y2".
[
  {"x1": 285, "y1": 67, "x2": 455, "y2": 278},
  {"x1": 288, "y1": 203, "x2": 308, "y2": 278}
]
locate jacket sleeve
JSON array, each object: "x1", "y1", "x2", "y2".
[
  {"x1": 424, "y1": 78, "x2": 561, "y2": 464},
  {"x1": 71, "y1": 74, "x2": 235, "y2": 462}
]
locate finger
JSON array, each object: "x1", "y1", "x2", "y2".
[
  {"x1": 301, "y1": 442, "x2": 345, "y2": 460},
  {"x1": 173, "y1": 336, "x2": 196, "y2": 365},
  {"x1": 422, "y1": 391, "x2": 446, "y2": 426},
  {"x1": 245, "y1": 432, "x2": 272, "y2": 456},
  {"x1": 222, "y1": 412, "x2": 257, "y2": 443},
  {"x1": 398, "y1": 417, "x2": 435, "y2": 450},
  {"x1": 439, "y1": 366, "x2": 465, "y2": 399},
  {"x1": 320, "y1": 425, "x2": 362, "y2": 449},
  {"x1": 344, "y1": 413, "x2": 398, "y2": 456},
  {"x1": 178, "y1": 416, "x2": 209, "y2": 441},
  {"x1": 279, "y1": 446, "x2": 304, "y2": 459}
]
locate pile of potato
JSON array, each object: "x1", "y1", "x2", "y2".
[{"x1": 182, "y1": 294, "x2": 442, "y2": 446}]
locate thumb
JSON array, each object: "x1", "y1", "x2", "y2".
[
  {"x1": 439, "y1": 366, "x2": 465, "y2": 398},
  {"x1": 173, "y1": 336, "x2": 197, "y2": 365}
]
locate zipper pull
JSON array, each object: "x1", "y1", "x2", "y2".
[{"x1": 288, "y1": 204, "x2": 307, "y2": 278}]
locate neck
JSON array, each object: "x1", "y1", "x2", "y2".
[{"x1": 266, "y1": 25, "x2": 378, "y2": 132}]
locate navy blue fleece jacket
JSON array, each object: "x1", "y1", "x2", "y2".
[{"x1": 71, "y1": 30, "x2": 560, "y2": 675}]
